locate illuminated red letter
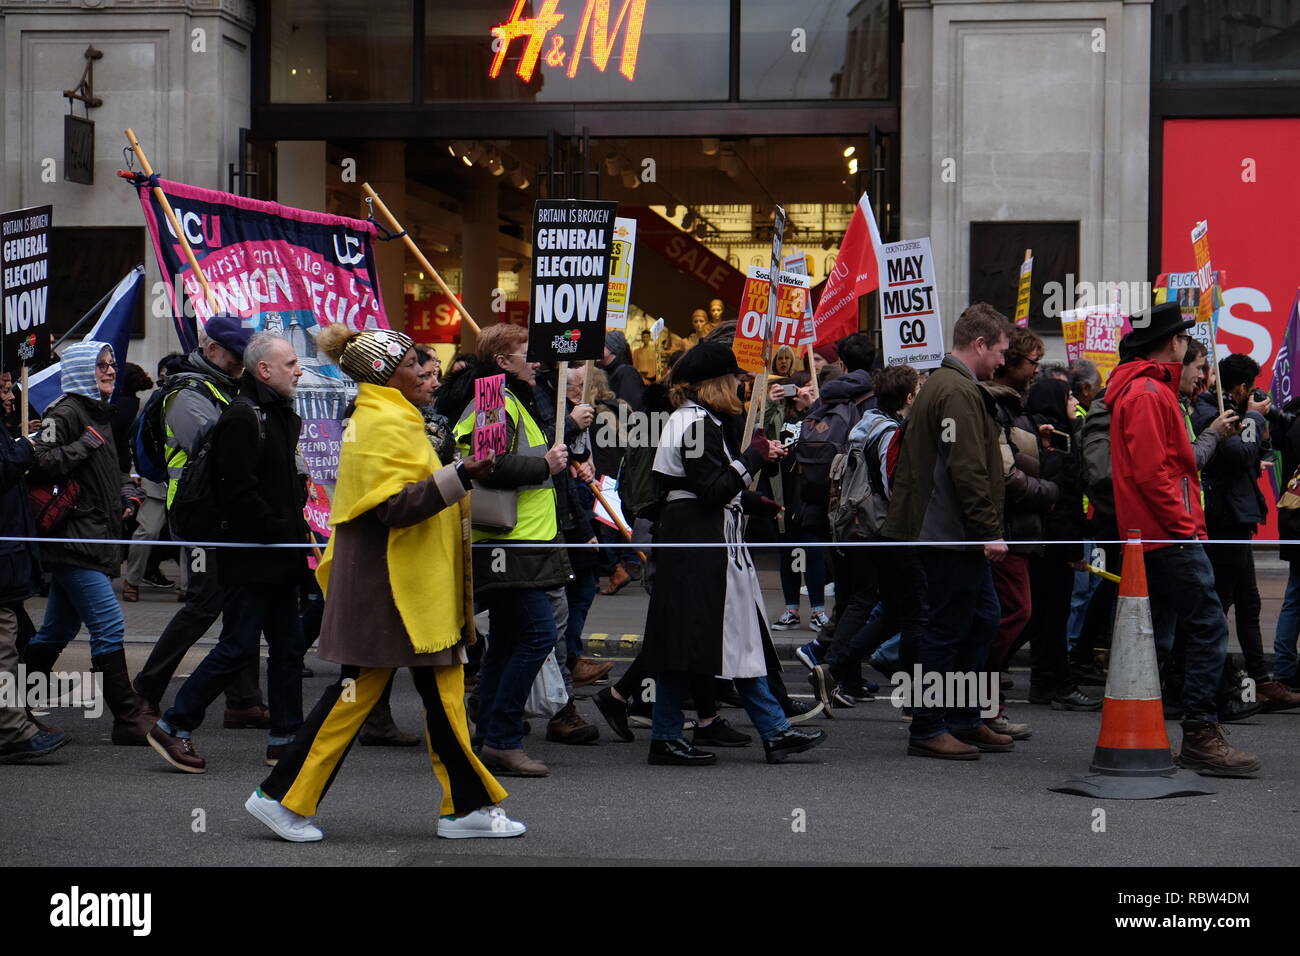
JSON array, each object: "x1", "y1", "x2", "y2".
[
  {"x1": 489, "y1": 0, "x2": 566, "y2": 83},
  {"x1": 567, "y1": 0, "x2": 648, "y2": 81}
]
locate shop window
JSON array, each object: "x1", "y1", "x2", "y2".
[
  {"x1": 1158, "y1": 0, "x2": 1300, "y2": 83},
  {"x1": 425, "y1": 0, "x2": 729, "y2": 101},
  {"x1": 48, "y1": 228, "x2": 147, "y2": 340},
  {"x1": 269, "y1": 0, "x2": 413, "y2": 102},
  {"x1": 969, "y1": 221, "x2": 1079, "y2": 336},
  {"x1": 740, "y1": 0, "x2": 889, "y2": 100}
]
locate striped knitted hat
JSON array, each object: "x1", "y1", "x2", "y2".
[{"x1": 332, "y1": 328, "x2": 415, "y2": 386}]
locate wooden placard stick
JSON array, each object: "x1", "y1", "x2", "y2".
[
  {"x1": 361, "y1": 182, "x2": 481, "y2": 337},
  {"x1": 122, "y1": 128, "x2": 219, "y2": 317}
]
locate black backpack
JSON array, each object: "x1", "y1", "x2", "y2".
[
  {"x1": 793, "y1": 396, "x2": 871, "y2": 514},
  {"x1": 169, "y1": 398, "x2": 264, "y2": 541},
  {"x1": 133, "y1": 375, "x2": 222, "y2": 482}
]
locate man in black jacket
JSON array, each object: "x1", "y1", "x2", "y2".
[
  {"x1": 1193, "y1": 353, "x2": 1300, "y2": 711},
  {"x1": 150, "y1": 332, "x2": 309, "y2": 773}
]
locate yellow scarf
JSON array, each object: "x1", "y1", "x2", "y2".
[{"x1": 317, "y1": 383, "x2": 464, "y2": 654}]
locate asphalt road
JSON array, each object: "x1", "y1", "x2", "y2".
[{"x1": 2, "y1": 557, "x2": 1296, "y2": 866}]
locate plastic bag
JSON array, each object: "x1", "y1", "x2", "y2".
[{"x1": 524, "y1": 651, "x2": 568, "y2": 719}]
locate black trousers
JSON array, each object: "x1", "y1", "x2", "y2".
[
  {"x1": 1020, "y1": 549, "x2": 1076, "y2": 695},
  {"x1": 133, "y1": 549, "x2": 263, "y2": 710},
  {"x1": 825, "y1": 542, "x2": 925, "y2": 685},
  {"x1": 1206, "y1": 522, "x2": 1268, "y2": 682}
]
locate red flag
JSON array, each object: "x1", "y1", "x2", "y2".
[{"x1": 812, "y1": 193, "x2": 885, "y2": 345}]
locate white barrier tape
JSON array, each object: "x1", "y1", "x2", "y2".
[{"x1": 0, "y1": 535, "x2": 1290, "y2": 549}]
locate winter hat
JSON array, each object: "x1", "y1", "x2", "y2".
[
  {"x1": 605, "y1": 330, "x2": 629, "y2": 360},
  {"x1": 317, "y1": 325, "x2": 415, "y2": 386},
  {"x1": 60, "y1": 340, "x2": 112, "y2": 400},
  {"x1": 813, "y1": 343, "x2": 839, "y2": 365},
  {"x1": 671, "y1": 341, "x2": 744, "y2": 384},
  {"x1": 204, "y1": 313, "x2": 254, "y2": 358}
]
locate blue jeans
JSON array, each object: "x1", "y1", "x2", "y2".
[
  {"x1": 564, "y1": 569, "x2": 598, "y2": 664},
  {"x1": 1146, "y1": 543, "x2": 1227, "y2": 723},
  {"x1": 30, "y1": 566, "x2": 125, "y2": 659},
  {"x1": 651, "y1": 670, "x2": 789, "y2": 741},
  {"x1": 1067, "y1": 558, "x2": 1098, "y2": 650},
  {"x1": 912, "y1": 550, "x2": 1001, "y2": 740},
  {"x1": 874, "y1": 633, "x2": 902, "y2": 672},
  {"x1": 1273, "y1": 563, "x2": 1300, "y2": 681},
  {"x1": 162, "y1": 583, "x2": 305, "y2": 742},
  {"x1": 477, "y1": 587, "x2": 557, "y2": 750}
]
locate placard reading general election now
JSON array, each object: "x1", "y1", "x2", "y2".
[
  {"x1": 1, "y1": 204, "x2": 53, "y2": 373},
  {"x1": 528, "y1": 199, "x2": 618, "y2": 363}
]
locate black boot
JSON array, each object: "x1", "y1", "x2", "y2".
[
  {"x1": 19, "y1": 643, "x2": 63, "y2": 733},
  {"x1": 92, "y1": 649, "x2": 154, "y2": 746}
]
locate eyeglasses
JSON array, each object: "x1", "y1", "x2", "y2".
[
  {"x1": 1024, "y1": 356, "x2": 1041, "y2": 369},
  {"x1": 96, "y1": 362, "x2": 117, "y2": 372}
]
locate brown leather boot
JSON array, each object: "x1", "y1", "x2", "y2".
[
  {"x1": 479, "y1": 746, "x2": 549, "y2": 777},
  {"x1": 223, "y1": 704, "x2": 271, "y2": 729},
  {"x1": 571, "y1": 657, "x2": 615, "y2": 687},
  {"x1": 122, "y1": 582, "x2": 140, "y2": 602},
  {"x1": 1257, "y1": 680, "x2": 1300, "y2": 713},
  {"x1": 545, "y1": 701, "x2": 599, "y2": 744},
  {"x1": 907, "y1": 732, "x2": 980, "y2": 760},
  {"x1": 93, "y1": 650, "x2": 154, "y2": 746},
  {"x1": 359, "y1": 703, "x2": 422, "y2": 746},
  {"x1": 601, "y1": 563, "x2": 632, "y2": 595},
  {"x1": 952, "y1": 723, "x2": 1015, "y2": 752},
  {"x1": 1176, "y1": 721, "x2": 1261, "y2": 777}
]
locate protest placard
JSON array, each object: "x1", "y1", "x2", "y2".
[
  {"x1": 1154, "y1": 270, "x2": 1224, "y2": 353},
  {"x1": 1061, "y1": 309, "x2": 1086, "y2": 363},
  {"x1": 731, "y1": 268, "x2": 812, "y2": 373},
  {"x1": 1082, "y1": 305, "x2": 1127, "y2": 383},
  {"x1": 1014, "y1": 252, "x2": 1033, "y2": 327},
  {"x1": 879, "y1": 237, "x2": 944, "y2": 369},
  {"x1": 528, "y1": 199, "x2": 618, "y2": 363},
  {"x1": 1191, "y1": 220, "x2": 1215, "y2": 327},
  {"x1": 605, "y1": 216, "x2": 637, "y2": 330},
  {"x1": 1, "y1": 205, "x2": 53, "y2": 374},
  {"x1": 474, "y1": 373, "x2": 508, "y2": 458}
]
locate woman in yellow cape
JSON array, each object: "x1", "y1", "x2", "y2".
[{"x1": 245, "y1": 325, "x2": 525, "y2": 843}]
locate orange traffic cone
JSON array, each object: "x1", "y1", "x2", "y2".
[{"x1": 1052, "y1": 532, "x2": 1214, "y2": 799}]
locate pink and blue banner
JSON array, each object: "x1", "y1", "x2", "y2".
[{"x1": 133, "y1": 176, "x2": 393, "y2": 539}]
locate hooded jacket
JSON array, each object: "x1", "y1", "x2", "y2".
[
  {"x1": 1106, "y1": 356, "x2": 1206, "y2": 550},
  {"x1": 31, "y1": 341, "x2": 130, "y2": 575}
]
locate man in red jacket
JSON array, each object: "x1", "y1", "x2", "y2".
[{"x1": 1107, "y1": 302, "x2": 1260, "y2": 777}]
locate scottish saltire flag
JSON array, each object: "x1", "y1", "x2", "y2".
[{"x1": 27, "y1": 265, "x2": 144, "y2": 414}]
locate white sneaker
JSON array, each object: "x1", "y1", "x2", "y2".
[
  {"x1": 437, "y1": 806, "x2": 526, "y2": 839},
  {"x1": 244, "y1": 791, "x2": 324, "y2": 842}
]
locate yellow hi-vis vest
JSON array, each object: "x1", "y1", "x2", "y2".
[{"x1": 454, "y1": 389, "x2": 557, "y2": 543}]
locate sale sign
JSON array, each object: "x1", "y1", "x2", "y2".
[
  {"x1": 879, "y1": 237, "x2": 944, "y2": 369},
  {"x1": 731, "y1": 268, "x2": 812, "y2": 373},
  {"x1": 474, "y1": 373, "x2": 508, "y2": 458},
  {"x1": 405, "y1": 292, "x2": 463, "y2": 344}
]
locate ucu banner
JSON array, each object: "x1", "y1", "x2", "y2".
[{"x1": 133, "y1": 177, "x2": 388, "y2": 347}]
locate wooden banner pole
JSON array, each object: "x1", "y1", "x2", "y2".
[
  {"x1": 588, "y1": 479, "x2": 646, "y2": 563},
  {"x1": 361, "y1": 182, "x2": 481, "y2": 337},
  {"x1": 20, "y1": 365, "x2": 29, "y2": 435},
  {"x1": 121, "y1": 128, "x2": 219, "y2": 317}
]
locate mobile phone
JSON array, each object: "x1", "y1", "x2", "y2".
[
  {"x1": 779, "y1": 384, "x2": 797, "y2": 398},
  {"x1": 1046, "y1": 427, "x2": 1071, "y2": 452}
]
